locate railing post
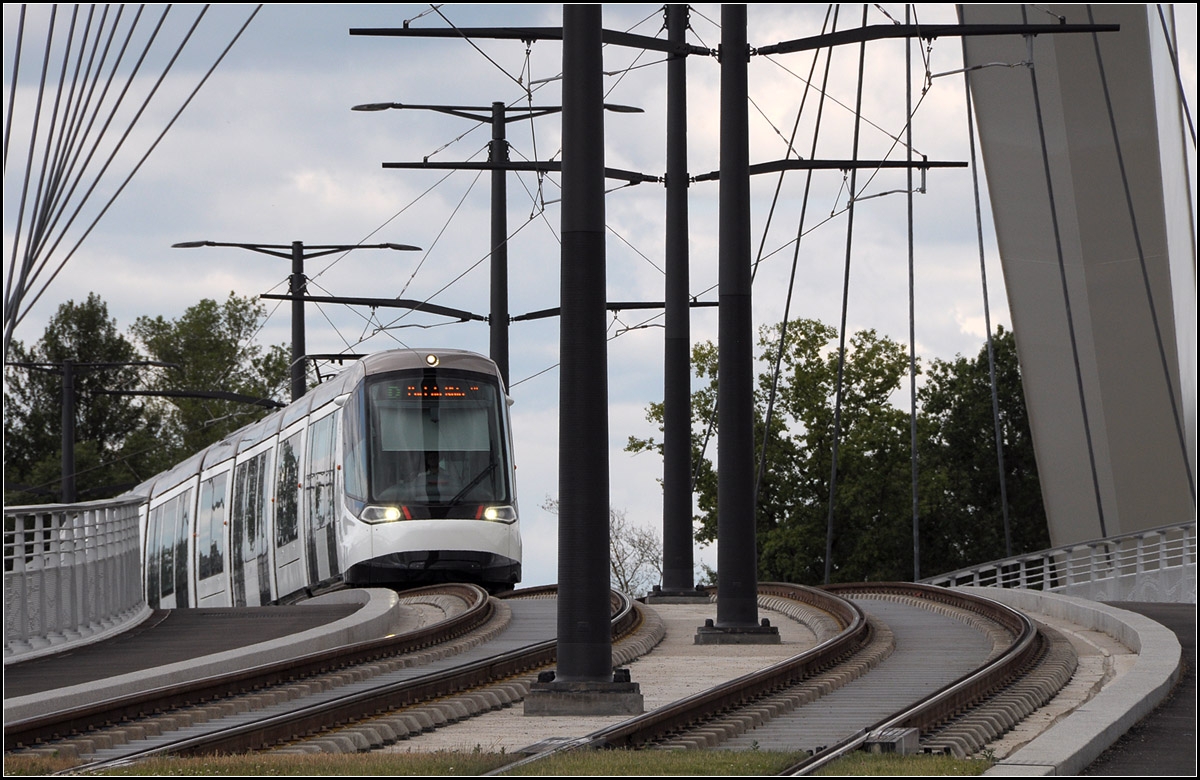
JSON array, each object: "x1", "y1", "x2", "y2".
[
  {"x1": 922, "y1": 521, "x2": 1194, "y2": 601},
  {"x1": 37, "y1": 515, "x2": 52, "y2": 648}
]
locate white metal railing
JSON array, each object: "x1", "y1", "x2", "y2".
[
  {"x1": 922, "y1": 521, "x2": 1197, "y2": 603},
  {"x1": 4, "y1": 495, "x2": 147, "y2": 663}
]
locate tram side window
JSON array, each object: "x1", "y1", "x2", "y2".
[
  {"x1": 198, "y1": 474, "x2": 228, "y2": 580},
  {"x1": 159, "y1": 497, "x2": 177, "y2": 599},
  {"x1": 306, "y1": 415, "x2": 336, "y2": 529},
  {"x1": 234, "y1": 451, "x2": 269, "y2": 552},
  {"x1": 146, "y1": 506, "x2": 162, "y2": 607},
  {"x1": 276, "y1": 432, "x2": 302, "y2": 547},
  {"x1": 175, "y1": 489, "x2": 192, "y2": 605},
  {"x1": 342, "y1": 389, "x2": 368, "y2": 500}
]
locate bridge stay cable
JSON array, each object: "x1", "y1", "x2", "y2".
[
  {"x1": 2, "y1": 4, "x2": 26, "y2": 174},
  {"x1": 3, "y1": 5, "x2": 262, "y2": 360},
  {"x1": 1021, "y1": 6, "x2": 1108, "y2": 538},
  {"x1": 960, "y1": 44, "x2": 1014, "y2": 560},
  {"x1": 753, "y1": 4, "x2": 837, "y2": 514},
  {"x1": 824, "y1": 4, "x2": 871, "y2": 587},
  {"x1": 15, "y1": 5, "x2": 184, "y2": 326},
  {"x1": 1155, "y1": 4, "x2": 1196, "y2": 147}
]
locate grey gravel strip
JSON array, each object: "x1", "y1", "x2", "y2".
[
  {"x1": 652, "y1": 616, "x2": 895, "y2": 750},
  {"x1": 920, "y1": 623, "x2": 1078, "y2": 757},
  {"x1": 17, "y1": 597, "x2": 512, "y2": 764},
  {"x1": 718, "y1": 597, "x2": 995, "y2": 753},
  {"x1": 281, "y1": 600, "x2": 668, "y2": 754}
]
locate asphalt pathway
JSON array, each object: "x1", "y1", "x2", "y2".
[
  {"x1": 3, "y1": 604, "x2": 360, "y2": 698},
  {"x1": 1082, "y1": 602, "x2": 1195, "y2": 776}
]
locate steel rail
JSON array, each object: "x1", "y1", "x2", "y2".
[
  {"x1": 594, "y1": 583, "x2": 865, "y2": 749},
  {"x1": 779, "y1": 582, "x2": 1038, "y2": 775},
  {"x1": 4, "y1": 583, "x2": 491, "y2": 751},
  {"x1": 487, "y1": 583, "x2": 866, "y2": 776},
  {"x1": 47, "y1": 588, "x2": 635, "y2": 771},
  {"x1": 173, "y1": 589, "x2": 635, "y2": 756},
  {"x1": 491, "y1": 582, "x2": 1035, "y2": 776}
]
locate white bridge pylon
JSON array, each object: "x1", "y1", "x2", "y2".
[{"x1": 962, "y1": 4, "x2": 1196, "y2": 547}]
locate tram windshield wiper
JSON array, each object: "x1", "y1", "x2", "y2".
[{"x1": 447, "y1": 460, "x2": 498, "y2": 505}]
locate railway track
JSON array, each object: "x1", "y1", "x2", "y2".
[
  {"x1": 5, "y1": 581, "x2": 1074, "y2": 774},
  {"x1": 486, "y1": 583, "x2": 1076, "y2": 775},
  {"x1": 2, "y1": 583, "x2": 546, "y2": 767}
]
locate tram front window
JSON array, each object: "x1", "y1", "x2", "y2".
[{"x1": 365, "y1": 372, "x2": 510, "y2": 514}]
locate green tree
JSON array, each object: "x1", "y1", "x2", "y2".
[
  {"x1": 130, "y1": 293, "x2": 289, "y2": 458},
  {"x1": 4, "y1": 292, "x2": 291, "y2": 505},
  {"x1": 629, "y1": 319, "x2": 1046, "y2": 585},
  {"x1": 3, "y1": 294, "x2": 170, "y2": 503},
  {"x1": 918, "y1": 326, "x2": 1048, "y2": 573}
]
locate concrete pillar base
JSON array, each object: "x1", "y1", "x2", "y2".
[
  {"x1": 694, "y1": 619, "x2": 781, "y2": 645},
  {"x1": 646, "y1": 584, "x2": 711, "y2": 605},
  {"x1": 524, "y1": 673, "x2": 645, "y2": 716}
]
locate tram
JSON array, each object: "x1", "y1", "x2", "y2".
[{"x1": 133, "y1": 349, "x2": 521, "y2": 607}]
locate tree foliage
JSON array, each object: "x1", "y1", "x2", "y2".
[
  {"x1": 918, "y1": 325, "x2": 1049, "y2": 568},
  {"x1": 628, "y1": 319, "x2": 1047, "y2": 585},
  {"x1": 4, "y1": 294, "x2": 168, "y2": 502},
  {"x1": 131, "y1": 293, "x2": 289, "y2": 457},
  {"x1": 4, "y1": 293, "x2": 288, "y2": 504}
]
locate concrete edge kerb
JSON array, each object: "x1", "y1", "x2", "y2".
[
  {"x1": 959, "y1": 587, "x2": 1184, "y2": 777},
  {"x1": 3, "y1": 588, "x2": 402, "y2": 723}
]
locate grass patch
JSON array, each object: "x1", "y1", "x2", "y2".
[
  {"x1": 3, "y1": 748, "x2": 807, "y2": 776},
  {"x1": 503, "y1": 748, "x2": 806, "y2": 775},
  {"x1": 11, "y1": 748, "x2": 993, "y2": 776},
  {"x1": 813, "y1": 752, "x2": 993, "y2": 776},
  {"x1": 3, "y1": 753, "x2": 82, "y2": 776},
  {"x1": 3, "y1": 751, "x2": 514, "y2": 776}
]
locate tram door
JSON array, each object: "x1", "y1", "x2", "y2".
[
  {"x1": 231, "y1": 444, "x2": 273, "y2": 606},
  {"x1": 304, "y1": 410, "x2": 340, "y2": 584},
  {"x1": 145, "y1": 483, "x2": 194, "y2": 609},
  {"x1": 273, "y1": 424, "x2": 307, "y2": 599}
]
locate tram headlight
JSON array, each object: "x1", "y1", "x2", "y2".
[
  {"x1": 480, "y1": 505, "x2": 517, "y2": 523},
  {"x1": 360, "y1": 505, "x2": 404, "y2": 523}
]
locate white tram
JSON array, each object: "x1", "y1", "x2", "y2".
[{"x1": 133, "y1": 349, "x2": 522, "y2": 607}]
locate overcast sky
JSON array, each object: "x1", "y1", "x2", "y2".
[{"x1": 5, "y1": 4, "x2": 1196, "y2": 587}]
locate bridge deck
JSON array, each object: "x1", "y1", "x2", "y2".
[{"x1": 3, "y1": 604, "x2": 361, "y2": 699}]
